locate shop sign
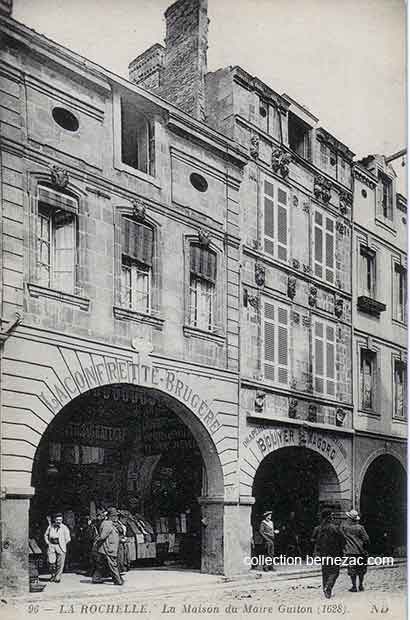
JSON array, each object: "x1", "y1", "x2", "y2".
[
  {"x1": 40, "y1": 355, "x2": 221, "y2": 436},
  {"x1": 243, "y1": 425, "x2": 347, "y2": 466}
]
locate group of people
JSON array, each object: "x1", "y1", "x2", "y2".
[
  {"x1": 44, "y1": 507, "x2": 128, "y2": 586},
  {"x1": 259, "y1": 508, "x2": 370, "y2": 599}
]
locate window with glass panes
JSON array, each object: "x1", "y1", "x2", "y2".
[
  {"x1": 262, "y1": 177, "x2": 288, "y2": 262},
  {"x1": 313, "y1": 318, "x2": 336, "y2": 397},
  {"x1": 37, "y1": 186, "x2": 77, "y2": 294},
  {"x1": 394, "y1": 360, "x2": 407, "y2": 419},
  {"x1": 313, "y1": 208, "x2": 335, "y2": 285},
  {"x1": 262, "y1": 299, "x2": 289, "y2": 385},
  {"x1": 393, "y1": 264, "x2": 407, "y2": 323},
  {"x1": 359, "y1": 246, "x2": 376, "y2": 298},
  {"x1": 189, "y1": 244, "x2": 216, "y2": 331},
  {"x1": 121, "y1": 217, "x2": 153, "y2": 313},
  {"x1": 360, "y1": 349, "x2": 377, "y2": 411}
]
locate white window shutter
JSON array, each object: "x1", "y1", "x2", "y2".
[
  {"x1": 277, "y1": 187, "x2": 288, "y2": 262},
  {"x1": 263, "y1": 180, "x2": 275, "y2": 256},
  {"x1": 314, "y1": 319, "x2": 336, "y2": 397},
  {"x1": 326, "y1": 324, "x2": 336, "y2": 395},
  {"x1": 314, "y1": 210, "x2": 323, "y2": 279},
  {"x1": 325, "y1": 216, "x2": 335, "y2": 284},
  {"x1": 263, "y1": 301, "x2": 276, "y2": 381},
  {"x1": 314, "y1": 320, "x2": 324, "y2": 393},
  {"x1": 277, "y1": 305, "x2": 289, "y2": 384}
]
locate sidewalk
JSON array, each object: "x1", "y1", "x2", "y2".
[{"x1": 12, "y1": 558, "x2": 406, "y2": 606}]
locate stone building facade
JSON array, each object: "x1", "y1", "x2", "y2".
[
  {"x1": 0, "y1": 0, "x2": 406, "y2": 595},
  {"x1": 352, "y1": 156, "x2": 407, "y2": 554}
]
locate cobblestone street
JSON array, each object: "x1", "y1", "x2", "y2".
[{"x1": 5, "y1": 565, "x2": 406, "y2": 620}]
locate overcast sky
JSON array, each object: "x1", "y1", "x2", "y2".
[{"x1": 13, "y1": 0, "x2": 406, "y2": 187}]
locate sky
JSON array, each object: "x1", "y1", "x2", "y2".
[{"x1": 13, "y1": 0, "x2": 407, "y2": 189}]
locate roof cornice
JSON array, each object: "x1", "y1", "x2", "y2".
[{"x1": 0, "y1": 16, "x2": 247, "y2": 168}]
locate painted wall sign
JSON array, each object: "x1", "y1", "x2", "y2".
[
  {"x1": 243, "y1": 425, "x2": 348, "y2": 467},
  {"x1": 39, "y1": 354, "x2": 222, "y2": 436}
]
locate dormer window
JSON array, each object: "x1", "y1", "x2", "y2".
[
  {"x1": 377, "y1": 171, "x2": 393, "y2": 221},
  {"x1": 288, "y1": 112, "x2": 311, "y2": 160},
  {"x1": 120, "y1": 97, "x2": 154, "y2": 175}
]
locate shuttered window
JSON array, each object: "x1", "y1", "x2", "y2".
[
  {"x1": 121, "y1": 217, "x2": 153, "y2": 313},
  {"x1": 190, "y1": 244, "x2": 217, "y2": 283},
  {"x1": 314, "y1": 319, "x2": 336, "y2": 397},
  {"x1": 313, "y1": 208, "x2": 335, "y2": 284},
  {"x1": 263, "y1": 299, "x2": 289, "y2": 385},
  {"x1": 189, "y1": 245, "x2": 217, "y2": 331},
  {"x1": 122, "y1": 218, "x2": 153, "y2": 266},
  {"x1": 37, "y1": 189, "x2": 77, "y2": 294},
  {"x1": 262, "y1": 177, "x2": 289, "y2": 262}
]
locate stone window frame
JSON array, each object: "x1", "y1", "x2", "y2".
[
  {"x1": 113, "y1": 204, "x2": 164, "y2": 329},
  {"x1": 391, "y1": 352, "x2": 407, "y2": 422},
  {"x1": 182, "y1": 234, "x2": 226, "y2": 344},
  {"x1": 356, "y1": 339, "x2": 381, "y2": 417},
  {"x1": 112, "y1": 90, "x2": 161, "y2": 189},
  {"x1": 26, "y1": 173, "x2": 90, "y2": 311}
]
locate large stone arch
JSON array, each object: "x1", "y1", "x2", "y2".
[
  {"x1": 30, "y1": 383, "x2": 225, "y2": 500},
  {"x1": 1, "y1": 338, "x2": 240, "y2": 593},
  {"x1": 2, "y1": 342, "x2": 234, "y2": 496}
]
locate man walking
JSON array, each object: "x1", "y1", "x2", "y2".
[
  {"x1": 44, "y1": 512, "x2": 71, "y2": 583},
  {"x1": 259, "y1": 511, "x2": 279, "y2": 571},
  {"x1": 311, "y1": 509, "x2": 345, "y2": 599},
  {"x1": 341, "y1": 509, "x2": 370, "y2": 592},
  {"x1": 92, "y1": 507, "x2": 123, "y2": 585}
]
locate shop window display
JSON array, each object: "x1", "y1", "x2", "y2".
[{"x1": 30, "y1": 385, "x2": 204, "y2": 575}]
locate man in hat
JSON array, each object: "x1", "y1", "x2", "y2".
[
  {"x1": 44, "y1": 512, "x2": 71, "y2": 583},
  {"x1": 259, "y1": 511, "x2": 279, "y2": 571},
  {"x1": 341, "y1": 509, "x2": 370, "y2": 592},
  {"x1": 311, "y1": 509, "x2": 345, "y2": 599},
  {"x1": 92, "y1": 507, "x2": 123, "y2": 585}
]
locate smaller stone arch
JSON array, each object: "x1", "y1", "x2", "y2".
[
  {"x1": 359, "y1": 452, "x2": 407, "y2": 555},
  {"x1": 357, "y1": 447, "x2": 407, "y2": 502}
]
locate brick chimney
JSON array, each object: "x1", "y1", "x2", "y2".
[
  {"x1": 129, "y1": 44, "x2": 165, "y2": 90},
  {"x1": 129, "y1": 0, "x2": 209, "y2": 122},
  {"x1": 0, "y1": 0, "x2": 12, "y2": 16}
]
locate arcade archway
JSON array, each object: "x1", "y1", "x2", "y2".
[
  {"x1": 252, "y1": 446, "x2": 342, "y2": 556},
  {"x1": 360, "y1": 454, "x2": 407, "y2": 556},
  {"x1": 30, "y1": 383, "x2": 224, "y2": 575}
]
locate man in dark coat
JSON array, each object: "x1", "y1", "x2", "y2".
[
  {"x1": 92, "y1": 508, "x2": 123, "y2": 585},
  {"x1": 341, "y1": 509, "x2": 370, "y2": 592},
  {"x1": 311, "y1": 509, "x2": 345, "y2": 599},
  {"x1": 259, "y1": 511, "x2": 279, "y2": 571}
]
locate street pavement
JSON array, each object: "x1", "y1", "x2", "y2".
[{"x1": 3, "y1": 564, "x2": 406, "y2": 620}]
